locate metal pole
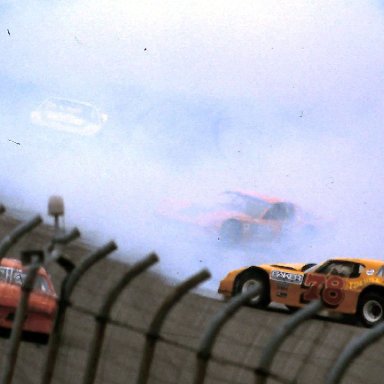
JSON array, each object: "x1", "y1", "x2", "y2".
[
  {"x1": 0, "y1": 262, "x2": 40, "y2": 384},
  {"x1": 193, "y1": 286, "x2": 261, "y2": 384},
  {"x1": 53, "y1": 227, "x2": 80, "y2": 244},
  {"x1": 44, "y1": 227, "x2": 81, "y2": 274},
  {"x1": 41, "y1": 241, "x2": 117, "y2": 384},
  {"x1": 255, "y1": 300, "x2": 323, "y2": 384},
  {"x1": 46, "y1": 227, "x2": 81, "y2": 265},
  {"x1": 326, "y1": 322, "x2": 384, "y2": 384},
  {"x1": 0, "y1": 215, "x2": 42, "y2": 260},
  {"x1": 82, "y1": 253, "x2": 159, "y2": 384},
  {"x1": 137, "y1": 269, "x2": 211, "y2": 384},
  {"x1": 47, "y1": 196, "x2": 64, "y2": 237}
]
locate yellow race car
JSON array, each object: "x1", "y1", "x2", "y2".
[{"x1": 218, "y1": 258, "x2": 384, "y2": 327}]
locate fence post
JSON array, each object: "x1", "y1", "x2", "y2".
[
  {"x1": 82, "y1": 253, "x2": 159, "y2": 384},
  {"x1": 326, "y1": 321, "x2": 384, "y2": 384},
  {"x1": 46, "y1": 227, "x2": 80, "y2": 272},
  {"x1": 137, "y1": 269, "x2": 211, "y2": 384},
  {"x1": 46, "y1": 227, "x2": 81, "y2": 253},
  {"x1": 0, "y1": 261, "x2": 40, "y2": 384},
  {"x1": 0, "y1": 215, "x2": 42, "y2": 260},
  {"x1": 193, "y1": 285, "x2": 261, "y2": 384},
  {"x1": 41, "y1": 241, "x2": 117, "y2": 384},
  {"x1": 254, "y1": 299, "x2": 323, "y2": 384}
]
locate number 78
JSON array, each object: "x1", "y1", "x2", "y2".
[{"x1": 301, "y1": 273, "x2": 345, "y2": 307}]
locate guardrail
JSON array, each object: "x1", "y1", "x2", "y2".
[{"x1": 0, "y1": 201, "x2": 379, "y2": 384}]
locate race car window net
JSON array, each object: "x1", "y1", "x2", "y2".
[
  {"x1": 313, "y1": 261, "x2": 363, "y2": 278},
  {"x1": 0, "y1": 266, "x2": 52, "y2": 293}
]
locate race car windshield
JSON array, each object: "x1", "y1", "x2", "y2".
[
  {"x1": 0, "y1": 266, "x2": 52, "y2": 293},
  {"x1": 304, "y1": 263, "x2": 320, "y2": 273},
  {"x1": 262, "y1": 202, "x2": 296, "y2": 221},
  {"x1": 218, "y1": 192, "x2": 271, "y2": 217}
]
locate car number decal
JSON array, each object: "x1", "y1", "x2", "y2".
[
  {"x1": 301, "y1": 273, "x2": 345, "y2": 308},
  {"x1": 271, "y1": 270, "x2": 303, "y2": 285}
]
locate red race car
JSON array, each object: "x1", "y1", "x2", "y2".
[
  {"x1": 0, "y1": 258, "x2": 57, "y2": 339},
  {"x1": 159, "y1": 190, "x2": 319, "y2": 246}
]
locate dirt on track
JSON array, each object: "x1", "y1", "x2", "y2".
[{"x1": 0, "y1": 212, "x2": 379, "y2": 384}]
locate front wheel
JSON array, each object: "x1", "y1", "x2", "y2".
[
  {"x1": 234, "y1": 270, "x2": 270, "y2": 308},
  {"x1": 358, "y1": 292, "x2": 384, "y2": 327}
]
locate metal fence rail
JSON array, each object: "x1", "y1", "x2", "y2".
[
  {"x1": 194, "y1": 286, "x2": 261, "y2": 384},
  {"x1": 0, "y1": 262, "x2": 40, "y2": 384},
  {"x1": 0, "y1": 201, "x2": 382, "y2": 384},
  {"x1": 41, "y1": 241, "x2": 118, "y2": 384},
  {"x1": 326, "y1": 322, "x2": 384, "y2": 384},
  {"x1": 138, "y1": 269, "x2": 211, "y2": 384},
  {"x1": 83, "y1": 253, "x2": 159, "y2": 384},
  {"x1": 255, "y1": 300, "x2": 323, "y2": 384},
  {"x1": 0, "y1": 215, "x2": 42, "y2": 260}
]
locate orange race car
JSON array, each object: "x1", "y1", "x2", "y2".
[
  {"x1": 218, "y1": 257, "x2": 384, "y2": 327},
  {"x1": 159, "y1": 190, "x2": 319, "y2": 246},
  {"x1": 0, "y1": 258, "x2": 57, "y2": 338}
]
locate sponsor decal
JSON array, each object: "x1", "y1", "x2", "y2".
[
  {"x1": 276, "y1": 282, "x2": 289, "y2": 290},
  {"x1": 366, "y1": 269, "x2": 375, "y2": 276},
  {"x1": 276, "y1": 281, "x2": 289, "y2": 298},
  {"x1": 348, "y1": 276, "x2": 382, "y2": 290},
  {"x1": 271, "y1": 270, "x2": 303, "y2": 285}
]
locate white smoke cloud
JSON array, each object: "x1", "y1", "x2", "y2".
[{"x1": 1, "y1": 1, "x2": 384, "y2": 290}]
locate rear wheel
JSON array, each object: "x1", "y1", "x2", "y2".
[
  {"x1": 234, "y1": 270, "x2": 270, "y2": 308},
  {"x1": 358, "y1": 292, "x2": 384, "y2": 327}
]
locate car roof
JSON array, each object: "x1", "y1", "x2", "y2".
[
  {"x1": 41, "y1": 97, "x2": 95, "y2": 109},
  {"x1": 329, "y1": 257, "x2": 384, "y2": 269},
  {"x1": 1, "y1": 258, "x2": 24, "y2": 268},
  {"x1": 0, "y1": 258, "x2": 49, "y2": 276},
  {"x1": 225, "y1": 190, "x2": 285, "y2": 204}
]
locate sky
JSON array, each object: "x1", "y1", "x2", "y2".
[{"x1": 1, "y1": 1, "x2": 384, "y2": 289}]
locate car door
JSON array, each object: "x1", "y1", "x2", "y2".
[
  {"x1": 298, "y1": 261, "x2": 361, "y2": 313},
  {"x1": 269, "y1": 268, "x2": 306, "y2": 305}
]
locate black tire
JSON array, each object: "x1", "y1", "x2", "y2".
[
  {"x1": 219, "y1": 219, "x2": 242, "y2": 244},
  {"x1": 358, "y1": 292, "x2": 384, "y2": 327},
  {"x1": 234, "y1": 270, "x2": 270, "y2": 308},
  {"x1": 286, "y1": 305, "x2": 299, "y2": 313}
]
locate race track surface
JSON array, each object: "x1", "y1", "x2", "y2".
[{"x1": 0, "y1": 212, "x2": 381, "y2": 384}]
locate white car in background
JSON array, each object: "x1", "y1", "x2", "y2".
[{"x1": 31, "y1": 97, "x2": 107, "y2": 136}]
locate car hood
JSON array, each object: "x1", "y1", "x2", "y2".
[
  {"x1": 266, "y1": 262, "x2": 309, "y2": 271},
  {"x1": 196, "y1": 210, "x2": 255, "y2": 228},
  {"x1": 157, "y1": 202, "x2": 255, "y2": 228}
]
